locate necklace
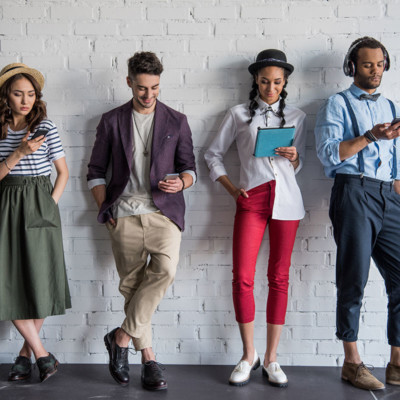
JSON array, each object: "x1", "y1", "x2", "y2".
[
  {"x1": 133, "y1": 112, "x2": 153, "y2": 156},
  {"x1": 261, "y1": 106, "x2": 280, "y2": 126}
]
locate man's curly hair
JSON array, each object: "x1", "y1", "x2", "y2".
[{"x1": 128, "y1": 52, "x2": 163, "y2": 79}]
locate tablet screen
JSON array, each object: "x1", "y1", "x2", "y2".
[{"x1": 254, "y1": 126, "x2": 295, "y2": 157}]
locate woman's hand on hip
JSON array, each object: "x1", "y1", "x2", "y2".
[{"x1": 233, "y1": 188, "x2": 249, "y2": 201}]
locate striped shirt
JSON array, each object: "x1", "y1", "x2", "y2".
[{"x1": 0, "y1": 119, "x2": 65, "y2": 176}]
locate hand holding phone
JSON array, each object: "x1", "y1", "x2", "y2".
[
  {"x1": 159, "y1": 173, "x2": 183, "y2": 193},
  {"x1": 30, "y1": 129, "x2": 49, "y2": 140},
  {"x1": 163, "y1": 173, "x2": 179, "y2": 181},
  {"x1": 391, "y1": 117, "x2": 400, "y2": 126}
]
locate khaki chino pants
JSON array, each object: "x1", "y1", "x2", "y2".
[{"x1": 107, "y1": 211, "x2": 181, "y2": 350}]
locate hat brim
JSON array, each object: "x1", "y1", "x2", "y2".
[
  {"x1": 0, "y1": 67, "x2": 44, "y2": 91},
  {"x1": 248, "y1": 60, "x2": 294, "y2": 75}
]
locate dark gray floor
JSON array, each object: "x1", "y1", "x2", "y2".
[{"x1": 0, "y1": 364, "x2": 398, "y2": 400}]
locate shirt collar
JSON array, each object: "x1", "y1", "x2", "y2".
[
  {"x1": 349, "y1": 83, "x2": 381, "y2": 100},
  {"x1": 256, "y1": 95, "x2": 280, "y2": 113}
]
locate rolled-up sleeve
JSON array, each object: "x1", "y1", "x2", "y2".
[
  {"x1": 204, "y1": 109, "x2": 237, "y2": 182},
  {"x1": 88, "y1": 178, "x2": 106, "y2": 190},
  {"x1": 315, "y1": 97, "x2": 345, "y2": 169}
]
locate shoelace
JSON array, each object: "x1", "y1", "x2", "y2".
[
  {"x1": 118, "y1": 346, "x2": 137, "y2": 356},
  {"x1": 115, "y1": 347, "x2": 136, "y2": 370},
  {"x1": 146, "y1": 361, "x2": 166, "y2": 370},
  {"x1": 356, "y1": 363, "x2": 374, "y2": 380},
  {"x1": 127, "y1": 347, "x2": 137, "y2": 356}
]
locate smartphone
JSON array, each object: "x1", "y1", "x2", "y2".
[
  {"x1": 391, "y1": 117, "x2": 400, "y2": 126},
  {"x1": 163, "y1": 173, "x2": 179, "y2": 181},
  {"x1": 30, "y1": 128, "x2": 49, "y2": 140}
]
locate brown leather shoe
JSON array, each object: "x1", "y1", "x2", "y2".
[
  {"x1": 386, "y1": 362, "x2": 400, "y2": 385},
  {"x1": 341, "y1": 361, "x2": 385, "y2": 391}
]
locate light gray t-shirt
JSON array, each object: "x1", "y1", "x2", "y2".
[{"x1": 112, "y1": 110, "x2": 159, "y2": 218}]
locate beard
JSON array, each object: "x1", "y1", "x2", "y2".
[{"x1": 355, "y1": 74, "x2": 382, "y2": 90}]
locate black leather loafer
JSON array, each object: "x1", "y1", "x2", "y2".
[
  {"x1": 8, "y1": 356, "x2": 32, "y2": 381},
  {"x1": 104, "y1": 327, "x2": 130, "y2": 386},
  {"x1": 36, "y1": 353, "x2": 59, "y2": 382},
  {"x1": 141, "y1": 361, "x2": 167, "y2": 391}
]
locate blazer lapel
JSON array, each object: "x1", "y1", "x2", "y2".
[
  {"x1": 118, "y1": 100, "x2": 134, "y2": 168},
  {"x1": 151, "y1": 101, "x2": 170, "y2": 167}
]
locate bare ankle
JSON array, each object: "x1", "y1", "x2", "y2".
[
  {"x1": 19, "y1": 350, "x2": 31, "y2": 359},
  {"x1": 115, "y1": 328, "x2": 130, "y2": 348},
  {"x1": 344, "y1": 357, "x2": 362, "y2": 365},
  {"x1": 141, "y1": 347, "x2": 155, "y2": 363},
  {"x1": 343, "y1": 341, "x2": 361, "y2": 365},
  {"x1": 264, "y1": 355, "x2": 277, "y2": 366},
  {"x1": 242, "y1": 349, "x2": 255, "y2": 364},
  {"x1": 34, "y1": 351, "x2": 49, "y2": 361}
]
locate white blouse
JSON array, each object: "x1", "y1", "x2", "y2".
[{"x1": 204, "y1": 97, "x2": 306, "y2": 220}]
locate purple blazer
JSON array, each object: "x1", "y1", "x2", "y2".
[{"x1": 87, "y1": 100, "x2": 196, "y2": 231}]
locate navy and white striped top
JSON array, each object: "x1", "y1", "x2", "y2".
[{"x1": 0, "y1": 119, "x2": 65, "y2": 176}]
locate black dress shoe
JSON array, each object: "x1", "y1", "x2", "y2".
[
  {"x1": 8, "y1": 356, "x2": 32, "y2": 381},
  {"x1": 36, "y1": 353, "x2": 59, "y2": 382},
  {"x1": 141, "y1": 361, "x2": 168, "y2": 391},
  {"x1": 104, "y1": 327, "x2": 130, "y2": 386}
]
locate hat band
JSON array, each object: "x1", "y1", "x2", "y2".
[
  {"x1": 256, "y1": 57, "x2": 287, "y2": 64},
  {"x1": 1, "y1": 66, "x2": 23, "y2": 77}
]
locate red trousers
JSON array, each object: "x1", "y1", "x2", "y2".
[{"x1": 232, "y1": 181, "x2": 299, "y2": 325}]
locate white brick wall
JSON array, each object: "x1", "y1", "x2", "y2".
[{"x1": 0, "y1": 0, "x2": 399, "y2": 367}]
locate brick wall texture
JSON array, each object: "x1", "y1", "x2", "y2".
[{"x1": 1, "y1": 0, "x2": 399, "y2": 366}]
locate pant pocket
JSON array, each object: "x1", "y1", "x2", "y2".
[{"x1": 26, "y1": 185, "x2": 59, "y2": 229}]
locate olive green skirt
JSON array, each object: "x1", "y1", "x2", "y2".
[{"x1": 0, "y1": 175, "x2": 71, "y2": 320}]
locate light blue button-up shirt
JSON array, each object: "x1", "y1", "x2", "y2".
[{"x1": 315, "y1": 83, "x2": 400, "y2": 181}]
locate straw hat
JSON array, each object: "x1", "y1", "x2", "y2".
[{"x1": 0, "y1": 63, "x2": 45, "y2": 90}]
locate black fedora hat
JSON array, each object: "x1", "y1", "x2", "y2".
[{"x1": 248, "y1": 49, "x2": 294, "y2": 75}]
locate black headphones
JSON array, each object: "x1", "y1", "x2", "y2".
[{"x1": 343, "y1": 37, "x2": 390, "y2": 77}]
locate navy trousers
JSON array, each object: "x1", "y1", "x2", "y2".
[{"x1": 329, "y1": 174, "x2": 400, "y2": 346}]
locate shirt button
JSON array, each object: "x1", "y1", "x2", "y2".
[{"x1": 275, "y1": 173, "x2": 277, "y2": 176}]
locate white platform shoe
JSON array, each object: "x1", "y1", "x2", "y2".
[
  {"x1": 262, "y1": 361, "x2": 288, "y2": 387},
  {"x1": 229, "y1": 350, "x2": 261, "y2": 386}
]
